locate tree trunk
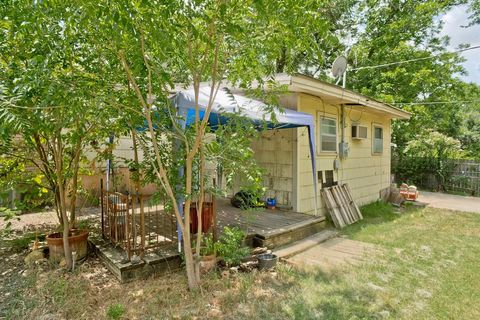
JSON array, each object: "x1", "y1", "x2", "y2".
[
  {"x1": 182, "y1": 230, "x2": 200, "y2": 290},
  {"x1": 54, "y1": 135, "x2": 73, "y2": 270},
  {"x1": 69, "y1": 144, "x2": 82, "y2": 227}
]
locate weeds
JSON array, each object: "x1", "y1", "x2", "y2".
[{"x1": 106, "y1": 303, "x2": 125, "y2": 320}]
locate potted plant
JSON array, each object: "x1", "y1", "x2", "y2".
[
  {"x1": 193, "y1": 233, "x2": 217, "y2": 273},
  {"x1": 46, "y1": 228, "x2": 89, "y2": 263}
]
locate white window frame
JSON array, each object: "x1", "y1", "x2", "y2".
[
  {"x1": 318, "y1": 113, "x2": 338, "y2": 154},
  {"x1": 372, "y1": 124, "x2": 384, "y2": 155}
]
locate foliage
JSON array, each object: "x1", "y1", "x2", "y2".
[
  {"x1": 469, "y1": 0, "x2": 480, "y2": 25},
  {"x1": 0, "y1": 0, "x2": 121, "y2": 269},
  {"x1": 0, "y1": 206, "x2": 19, "y2": 233},
  {"x1": 79, "y1": 0, "x2": 338, "y2": 289},
  {"x1": 394, "y1": 131, "x2": 462, "y2": 190},
  {"x1": 199, "y1": 233, "x2": 216, "y2": 256},
  {"x1": 106, "y1": 303, "x2": 126, "y2": 320},
  {"x1": 0, "y1": 157, "x2": 53, "y2": 212},
  {"x1": 215, "y1": 227, "x2": 250, "y2": 267}
]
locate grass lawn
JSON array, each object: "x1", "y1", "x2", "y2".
[{"x1": 1, "y1": 202, "x2": 479, "y2": 319}]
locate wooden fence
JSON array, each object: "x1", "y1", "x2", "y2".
[
  {"x1": 444, "y1": 160, "x2": 480, "y2": 195},
  {"x1": 394, "y1": 159, "x2": 480, "y2": 196}
]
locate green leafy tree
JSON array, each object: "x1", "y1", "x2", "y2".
[
  {"x1": 0, "y1": 0, "x2": 116, "y2": 269},
  {"x1": 83, "y1": 0, "x2": 334, "y2": 289},
  {"x1": 398, "y1": 131, "x2": 462, "y2": 190}
]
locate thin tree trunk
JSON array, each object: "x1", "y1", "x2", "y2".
[
  {"x1": 69, "y1": 139, "x2": 82, "y2": 227},
  {"x1": 182, "y1": 229, "x2": 200, "y2": 289},
  {"x1": 194, "y1": 147, "x2": 205, "y2": 281},
  {"x1": 54, "y1": 135, "x2": 73, "y2": 270}
]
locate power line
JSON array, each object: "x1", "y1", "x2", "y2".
[
  {"x1": 350, "y1": 45, "x2": 480, "y2": 71},
  {"x1": 391, "y1": 99, "x2": 480, "y2": 106}
]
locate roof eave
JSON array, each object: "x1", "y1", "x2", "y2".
[{"x1": 279, "y1": 74, "x2": 411, "y2": 120}]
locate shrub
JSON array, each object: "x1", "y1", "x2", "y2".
[{"x1": 215, "y1": 227, "x2": 250, "y2": 266}]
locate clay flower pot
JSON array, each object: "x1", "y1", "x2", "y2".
[
  {"x1": 199, "y1": 254, "x2": 217, "y2": 273},
  {"x1": 46, "y1": 229, "x2": 89, "y2": 262}
]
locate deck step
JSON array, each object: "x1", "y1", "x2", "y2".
[
  {"x1": 274, "y1": 229, "x2": 338, "y2": 259},
  {"x1": 252, "y1": 216, "x2": 326, "y2": 249}
]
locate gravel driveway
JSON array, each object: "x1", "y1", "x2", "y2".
[
  {"x1": 0, "y1": 207, "x2": 101, "y2": 231},
  {"x1": 418, "y1": 191, "x2": 480, "y2": 213}
]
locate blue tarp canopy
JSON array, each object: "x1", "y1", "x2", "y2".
[{"x1": 173, "y1": 86, "x2": 318, "y2": 215}]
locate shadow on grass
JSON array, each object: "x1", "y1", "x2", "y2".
[{"x1": 341, "y1": 200, "x2": 421, "y2": 238}]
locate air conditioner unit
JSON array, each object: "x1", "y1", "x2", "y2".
[{"x1": 352, "y1": 124, "x2": 368, "y2": 139}]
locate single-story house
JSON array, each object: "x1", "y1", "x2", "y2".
[
  {"x1": 246, "y1": 74, "x2": 410, "y2": 215},
  {"x1": 86, "y1": 73, "x2": 410, "y2": 217}
]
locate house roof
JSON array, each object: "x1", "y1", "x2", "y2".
[{"x1": 274, "y1": 73, "x2": 411, "y2": 120}]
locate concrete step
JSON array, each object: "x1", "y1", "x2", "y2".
[{"x1": 274, "y1": 229, "x2": 338, "y2": 259}]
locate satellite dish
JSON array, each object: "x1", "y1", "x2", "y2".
[{"x1": 331, "y1": 55, "x2": 347, "y2": 78}]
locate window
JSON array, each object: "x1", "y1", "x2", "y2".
[
  {"x1": 318, "y1": 170, "x2": 336, "y2": 188},
  {"x1": 319, "y1": 116, "x2": 337, "y2": 152},
  {"x1": 323, "y1": 170, "x2": 335, "y2": 188},
  {"x1": 373, "y1": 125, "x2": 383, "y2": 154}
]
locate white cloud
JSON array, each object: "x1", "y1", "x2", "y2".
[{"x1": 440, "y1": 5, "x2": 480, "y2": 84}]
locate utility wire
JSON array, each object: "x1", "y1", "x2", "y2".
[
  {"x1": 391, "y1": 99, "x2": 480, "y2": 106},
  {"x1": 350, "y1": 45, "x2": 480, "y2": 71}
]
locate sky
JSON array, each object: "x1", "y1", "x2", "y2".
[{"x1": 440, "y1": 5, "x2": 480, "y2": 84}]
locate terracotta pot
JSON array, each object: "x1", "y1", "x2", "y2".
[
  {"x1": 199, "y1": 254, "x2": 217, "y2": 273},
  {"x1": 46, "y1": 229, "x2": 89, "y2": 262},
  {"x1": 188, "y1": 202, "x2": 214, "y2": 234}
]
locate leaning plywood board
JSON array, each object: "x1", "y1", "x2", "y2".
[{"x1": 321, "y1": 184, "x2": 362, "y2": 228}]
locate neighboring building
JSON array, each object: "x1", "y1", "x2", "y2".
[{"x1": 249, "y1": 74, "x2": 410, "y2": 215}]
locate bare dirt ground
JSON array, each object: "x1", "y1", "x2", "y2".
[{"x1": 418, "y1": 191, "x2": 480, "y2": 213}]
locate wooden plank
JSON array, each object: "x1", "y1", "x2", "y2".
[
  {"x1": 330, "y1": 187, "x2": 351, "y2": 225},
  {"x1": 322, "y1": 188, "x2": 345, "y2": 228},
  {"x1": 333, "y1": 185, "x2": 354, "y2": 223},
  {"x1": 338, "y1": 186, "x2": 359, "y2": 223},
  {"x1": 321, "y1": 189, "x2": 341, "y2": 228},
  {"x1": 342, "y1": 184, "x2": 363, "y2": 220},
  {"x1": 324, "y1": 188, "x2": 344, "y2": 227},
  {"x1": 335, "y1": 185, "x2": 357, "y2": 223}
]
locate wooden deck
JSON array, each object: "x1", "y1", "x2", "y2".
[{"x1": 216, "y1": 198, "x2": 326, "y2": 248}]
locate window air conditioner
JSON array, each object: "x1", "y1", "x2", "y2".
[{"x1": 351, "y1": 125, "x2": 368, "y2": 139}]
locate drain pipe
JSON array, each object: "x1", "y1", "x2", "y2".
[{"x1": 339, "y1": 104, "x2": 348, "y2": 160}]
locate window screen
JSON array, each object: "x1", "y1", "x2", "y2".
[
  {"x1": 320, "y1": 117, "x2": 337, "y2": 152},
  {"x1": 373, "y1": 126, "x2": 383, "y2": 154}
]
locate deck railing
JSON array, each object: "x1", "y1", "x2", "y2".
[{"x1": 100, "y1": 188, "x2": 177, "y2": 259}]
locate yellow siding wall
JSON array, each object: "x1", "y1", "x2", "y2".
[{"x1": 296, "y1": 94, "x2": 392, "y2": 215}]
